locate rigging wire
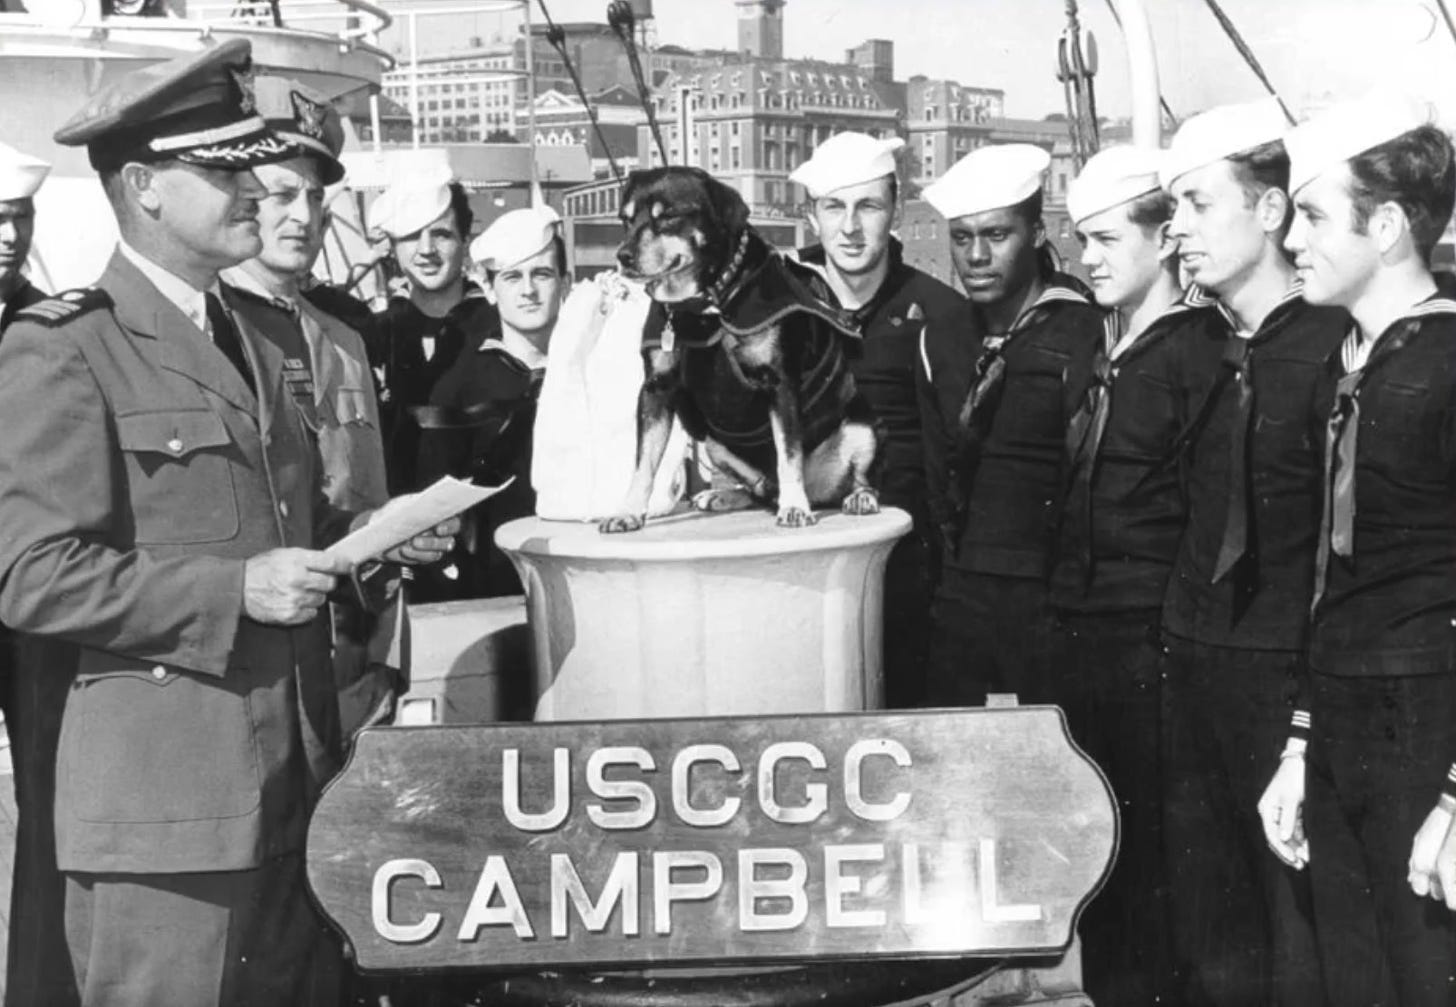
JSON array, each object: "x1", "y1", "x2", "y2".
[
  {"x1": 1432, "y1": 0, "x2": 1456, "y2": 51},
  {"x1": 1199, "y1": 0, "x2": 1296, "y2": 125},
  {"x1": 606, "y1": 0, "x2": 669, "y2": 166},
  {"x1": 536, "y1": 0, "x2": 624, "y2": 184}
]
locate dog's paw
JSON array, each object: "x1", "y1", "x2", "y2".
[
  {"x1": 841, "y1": 488, "x2": 881, "y2": 516},
  {"x1": 692, "y1": 488, "x2": 756, "y2": 513},
  {"x1": 598, "y1": 513, "x2": 646, "y2": 534},
  {"x1": 776, "y1": 505, "x2": 818, "y2": 528}
]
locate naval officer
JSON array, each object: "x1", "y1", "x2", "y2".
[{"x1": 0, "y1": 40, "x2": 455, "y2": 1005}]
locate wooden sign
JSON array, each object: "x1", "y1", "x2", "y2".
[{"x1": 307, "y1": 708, "x2": 1115, "y2": 973}]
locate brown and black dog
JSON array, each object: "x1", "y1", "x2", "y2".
[{"x1": 599, "y1": 166, "x2": 881, "y2": 533}]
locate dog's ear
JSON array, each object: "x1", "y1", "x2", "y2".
[{"x1": 700, "y1": 171, "x2": 750, "y2": 242}]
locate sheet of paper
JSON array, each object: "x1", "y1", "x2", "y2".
[{"x1": 327, "y1": 476, "x2": 513, "y2": 566}]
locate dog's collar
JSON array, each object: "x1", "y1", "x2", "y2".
[{"x1": 706, "y1": 230, "x2": 753, "y2": 308}]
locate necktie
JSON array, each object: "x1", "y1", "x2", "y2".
[
  {"x1": 956, "y1": 334, "x2": 1009, "y2": 436},
  {"x1": 1309, "y1": 319, "x2": 1420, "y2": 613},
  {"x1": 1211, "y1": 337, "x2": 1254, "y2": 583},
  {"x1": 205, "y1": 292, "x2": 255, "y2": 396},
  {"x1": 1064, "y1": 348, "x2": 1115, "y2": 585}
]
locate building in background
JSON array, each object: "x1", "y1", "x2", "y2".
[
  {"x1": 527, "y1": 84, "x2": 644, "y2": 178},
  {"x1": 381, "y1": 46, "x2": 517, "y2": 144}
]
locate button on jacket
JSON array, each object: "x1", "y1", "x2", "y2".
[{"x1": 0, "y1": 251, "x2": 355, "y2": 875}]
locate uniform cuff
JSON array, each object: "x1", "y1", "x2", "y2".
[
  {"x1": 1288, "y1": 708, "x2": 1311, "y2": 743},
  {"x1": 1441, "y1": 763, "x2": 1456, "y2": 803}
]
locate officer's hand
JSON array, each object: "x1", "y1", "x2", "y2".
[
  {"x1": 384, "y1": 516, "x2": 461, "y2": 565},
  {"x1": 244, "y1": 548, "x2": 353, "y2": 626},
  {"x1": 1409, "y1": 802, "x2": 1455, "y2": 901},
  {"x1": 1257, "y1": 753, "x2": 1309, "y2": 870}
]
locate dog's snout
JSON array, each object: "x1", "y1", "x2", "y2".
[{"x1": 616, "y1": 245, "x2": 636, "y2": 271}]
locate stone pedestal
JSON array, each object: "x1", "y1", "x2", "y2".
[{"x1": 494, "y1": 508, "x2": 911, "y2": 721}]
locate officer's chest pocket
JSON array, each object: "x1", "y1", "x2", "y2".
[
  {"x1": 332, "y1": 386, "x2": 376, "y2": 428},
  {"x1": 115, "y1": 409, "x2": 240, "y2": 545}
]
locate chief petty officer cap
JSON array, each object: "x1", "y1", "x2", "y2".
[
  {"x1": 1067, "y1": 145, "x2": 1165, "y2": 226},
  {"x1": 0, "y1": 143, "x2": 50, "y2": 201},
  {"x1": 1159, "y1": 96, "x2": 1289, "y2": 192},
  {"x1": 252, "y1": 75, "x2": 346, "y2": 186},
  {"x1": 470, "y1": 205, "x2": 563, "y2": 272},
  {"x1": 922, "y1": 143, "x2": 1051, "y2": 221},
  {"x1": 788, "y1": 131, "x2": 906, "y2": 199},
  {"x1": 53, "y1": 38, "x2": 295, "y2": 173},
  {"x1": 369, "y1": 171, "x2": 456, "y2": 241},
  {"x1": 1284, "y1": 90, "x2": 1434, "y2": 196}
]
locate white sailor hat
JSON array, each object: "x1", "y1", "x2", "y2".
[
  {"x1": 788, "y1": 132, "x2": 905, "y2": 199},
  {"x1": 922, "y1": 143, "x2": 1050, "y2": 221},
  {"x1": 0, "y1": 143, "x2": 50, "y2": 202},
  {"x1": 1285, "y1": 90, "x2": 1435, "y2": 195},
  {"x1": 1067, "y1": 145, "x2": 1165, "y2": 226},
  {"x1": 470, "y1": 205, "x2": 563, "y2": 272},
  {"x1": 369, "y1": 172, "x2": 455, "y2": 240},
  {"x1": 1160, "y1": 96, "x2": 1289, "y2": 191}
]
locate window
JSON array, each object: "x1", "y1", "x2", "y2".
[{"x1": 731, "y1": 147, "x2": 741, "y2": 169}]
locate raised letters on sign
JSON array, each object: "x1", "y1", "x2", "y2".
[{"x1": 306, "y1": 708, "x2": 1115, "y2": 972}]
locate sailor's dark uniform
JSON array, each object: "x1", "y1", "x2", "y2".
[
  {"x1": 1303, "y1": 296, "x2": 1456, "y2": 1007},
  {"x1": 1158, "y1": 284, "x2": 1345, "y2": 1006},
  {"x1": 796, "y1": 240, "x2": 965, "y2": 708},
  {"x1": 916, "y1": 275, "x2": 1103, "y2": 707},
  {"x1": 1046, "y1": 296, "x2": 1223, "y2": 1005}
]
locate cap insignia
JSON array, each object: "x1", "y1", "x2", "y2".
[
  {"x1": 290, "y1": 90, "x2": 328, "y2": 140},
  {"x1": 230, "y1": 66, "x2": 257, "y2": 115}
]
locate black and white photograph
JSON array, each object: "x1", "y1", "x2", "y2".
[{"x1": 1, "y1": 0, "x2": 1455, "y2": 1004}]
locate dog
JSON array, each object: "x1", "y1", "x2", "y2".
[{"x1": 599, "y1": 166, "x2": 881, "y2": 533}]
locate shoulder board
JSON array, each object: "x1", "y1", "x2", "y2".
[{"x1": 13, "y1": 289, "x2": 112, "y2": 327}]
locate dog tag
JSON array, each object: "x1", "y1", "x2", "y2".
[{"x1": 661, "y1": 317, "x2": 676, "y2": 353}]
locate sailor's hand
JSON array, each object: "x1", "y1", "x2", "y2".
[
  {"x1": 1257, "y1": 751, "x2": 1309, "y2": 870},
  {"x1": 244, "y1": 548, "x2": 352, "y2": 625},
  {"x1": 1409, "y1": 802, "x2": 1455, "y2": 902}
]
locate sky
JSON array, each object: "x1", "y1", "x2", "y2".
[{"x1": 378, "y1": 0, "x2": 1456, "y2": 126}]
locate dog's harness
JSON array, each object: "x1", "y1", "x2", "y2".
[{"x1": 644, "y1": 229, "x2": 868, "y2": 472}]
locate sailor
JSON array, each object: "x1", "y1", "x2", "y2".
[
  {"x1": 1049, "y1": 144, "x2": 1224, "y2": 1006},
  {"x1": 787, "y1": 131, "x2": 965, "y2": 709},
  {"x1": 415, "y1": 206, "x2": 566, "y2": 599},
  {"x1": 220, "y1": 76, "x2": 406, "y2": 741},
  {"x1": 0, "y1": 40, "x2": 455, "y2": 1005},
  {"x1": 916, "y1": 143, "x2": 1103, "y2": 708},
  {"x1": 367, "y1": 172, "x2": 499, "y2": 518},
  {"x1": 0, "y1": 142, "x2": 50, "y2": 335},
  {"x1": 1157, "y1": 97, "x2": 1344, "y2": 1007},
  {"x1": 1258, "y1": 91, "x2": 1456, "y2": 1006},
  {"x1": 0, "y1": 138, "x2": 63, "y2": 1006}
]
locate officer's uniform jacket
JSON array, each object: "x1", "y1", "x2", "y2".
[
  {"x1": 224, "y1": 266, "x2": 406, "y2": 726},
  {"x1": 0, "y1": 250, "x2": 354, "y2": 874}
]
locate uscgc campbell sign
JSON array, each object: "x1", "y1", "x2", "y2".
[{"x1": 306, "y1": 708, "x2": 1115, "y2": 972}]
